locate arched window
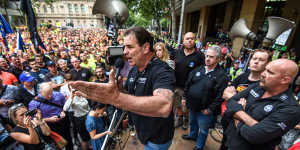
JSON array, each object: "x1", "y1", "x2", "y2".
[
  {"x1": 74, "y1": 4, "x2": 79, "y2": 13},
  {"x1": 43, "y1": 5, "x2": 47, "y2": 13},
  {"x1": 51, "y1": 5, "x2": 54, "y2": 13},
  {"x1": 81, "y1": 4, "x2": 86, "y2": 13},
  {"x1": 68, "y1": 3, "x2": 72, "y2": 13}
]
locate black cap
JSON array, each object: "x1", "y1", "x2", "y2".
[{"x1": 47, "y1": 61, "x2": 55, "y2": 66}]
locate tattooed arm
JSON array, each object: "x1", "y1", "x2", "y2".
[{"x1": 115, "y1": 88, "x2": 174, "y2": 118}]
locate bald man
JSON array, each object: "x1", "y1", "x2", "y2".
[
  {"x1": 28, "y1": 82, "x2": 73, "y2": 150},
  {"x1": 174, "y1": 32, "x2": 205, "y2": 129},
  {"x1": 223, "y1": 59, "x2": 300, "y2": 150}
]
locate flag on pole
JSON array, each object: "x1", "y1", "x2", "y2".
[
  {"x1": 17, "y1": 31, "x2": 25, "y2": 51},
  {"x1": 0, "y1": 13, "x2": 13, "y2": 34},
  {"x1": 0, "y1": 24, "x2": 9, "y2": 52},
  {"x1": 0, "y1": 13, "x2": 13, "y2": 53},
  {"x1": 0, "y1": 37, "x2": 7, "y2": 55},
  {"x1": 21, "y1": 0, "x2": 46, "y2": 53}
]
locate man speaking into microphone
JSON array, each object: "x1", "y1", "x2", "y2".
[{"x1": 70, "y1": 27, "x2": 175, "y2": 150}]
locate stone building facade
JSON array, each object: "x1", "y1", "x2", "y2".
[{"x1": 35, "y1": 0, "x2": 105, "y2": 28}]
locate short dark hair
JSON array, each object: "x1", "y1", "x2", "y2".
[
  {"x1": 64, "y1": 73, "x2": 73, "y2": 81},
  {"x1": 28, "y1": 58, "x2": 35, "y2": 63},
  {"x1": 124, "y1": 27, "x2": 154, "y2": 52},
  {"x1": 92, "y1": 102, "x2": 106, "y2": 110}
]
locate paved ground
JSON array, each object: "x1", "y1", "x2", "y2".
[{"x1": 119, "y1": 127, "x2": 222, "y2": 150}]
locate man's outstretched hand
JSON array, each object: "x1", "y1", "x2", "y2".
[{"x1": 69, "y1": 69, "x2": 120, "y2": 105}]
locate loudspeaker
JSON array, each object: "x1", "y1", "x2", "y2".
[
  {"x1": 92, "y1": 0, "x2": 129, "y2": 24},
  {"x1": 230, "y1": 18, "x2": 257, "y2": 41},
  {"x1": 263, "y1": 16, "x2": 296, "y2": 45}
]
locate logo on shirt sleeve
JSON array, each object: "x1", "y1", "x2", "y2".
[
  {"x1": 264, "y1": 105, "x2": 273, "y2": 112},
  {"x1": 188, "y1": 61, "x2": 195, "y2": 68}
]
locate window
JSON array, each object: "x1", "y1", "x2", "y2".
[
  {"x1": 51, "y1": 5, "x2": 54, "y2": 13},
  {"x1": 43, "y1": 5, "x2": 47, "y2": 13},
  {"x1": 74, "y1": 4, "x2": 79, "y2": 13},
  {"x1": 68, "y1": 3, "x2": 73, "y2": 13},
  {"x1": 81, "y1": 4, "x2": 86, "y2": 13}
]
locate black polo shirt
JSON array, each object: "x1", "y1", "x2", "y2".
[
  {"x1": 8, "y1": 66, "x2": 23, "y2": 80},
  {"x1": 125, "y1": 58, "x2": 175, "y2": 145},
  {"x1": 231, "y1": 71, "x2": 259, "y2": 92},
  {"x1": 69, "y1": 67, "x2": 92, "y2": 81},
  {"x1": 175, "y1": 48, "x2": 204, "y2": 88},
  {"x1": 225, "y1": 83, "x2": 300, "y2": 150}
]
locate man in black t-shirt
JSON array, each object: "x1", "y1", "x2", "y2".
[
  {"x1": 44, "y1": 61, "x2": 65, "y2": 91},
  {"x1": 174, "y1": 32, "x2": 205, "y2": 129},
  {"x1": 182, "y1": 46, "x2": 228, "y2": 150},
  {"x1": 70, "y1": 27, "x2": 175, "y2": 150},
  {"x1": 227, "y1": 49, "x2": 270, "y2": 93},
  {"x1": 69, "y1": 57, "x2": 92, "y2": 81},
  {"x1": 8, "y1": 55, "x2": 24, "y2": 81},
  {"x1": 94, "y1": 65, "x2": 108, "y2": 83},
  {"x1": 222, "y1": 59, "x2": 300, "y2": 150},
  {"x1": 220, "y1": 49, "x2": 270, "y2": 150}
]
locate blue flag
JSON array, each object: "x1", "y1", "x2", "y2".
[
  {"x1": 0, "y1": 24, "x2": 9, "y2": 52},
  {"x1": 17, "y1": 31, "x2": 25, "y2": 51},
  {"x1": 0, "y1": 13, "x2": 13, "y2": 34}
]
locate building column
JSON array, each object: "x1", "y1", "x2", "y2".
[
  {"x1": 282, "y1": 0, "x2": 300, "y2": 50},
  {"x1": 198, "y1": 6, "x2": 210, "y2": 43},
  {"x1": 183, "y1": 13, "x2": 189, "y2": 35},
  {"x1": 223, "y1": 0, "x2": 235, "y2": 31},
  {"x1": 232, "y1": 0, "x2": 265, "y2": 57}
]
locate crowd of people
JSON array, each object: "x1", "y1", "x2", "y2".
[{"x1": 0, "y1": 25, "x2": 299, "y2": 150}]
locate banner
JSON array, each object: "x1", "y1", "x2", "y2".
[{"x1": 21, "y1": 0, "x2": 46, "y2": 53}]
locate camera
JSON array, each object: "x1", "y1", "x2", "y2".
[
  {"x1": 25, "y1": 109, "x2": 37, "y2": 117},
  {"x1": 106, "y1": 46, "x2": 124, "y2": 65}
]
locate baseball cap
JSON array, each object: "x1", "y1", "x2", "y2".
[
  {"x1": 234, "y1": 60, "x2": 240, "y2": 64},
  {"x1": 49, "y1": 50, "x2": 55, "y2": 55},
  {"x1": 19, "y1": 73, "x2": 35, "y2": 82},
  {"x1": 46, "y1": 61, "x2": 55, "y2": 66}
]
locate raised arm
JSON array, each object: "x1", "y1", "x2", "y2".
[
  {"x1": 115, "y1": 88, "x2": 173, "y2": 117},
  {"x1": 10, "y1": 116, "x2": 40, "y2": 144},
  {"x1": 70, "y1": 68, "x2": 175, "y2": 118}
]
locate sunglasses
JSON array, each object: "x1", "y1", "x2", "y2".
[{"x1": 9, "y1": 103, "x2": 25, "y2": 112}]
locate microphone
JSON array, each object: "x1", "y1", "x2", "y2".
[{"x1": 114, "y1": 58, "x2": 125, "y2": 79}]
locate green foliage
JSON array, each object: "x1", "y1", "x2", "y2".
[
  {"x1": 160, "y1": 18, "x2": 169, "y2": 30},
  {"x1": 124, "y1": 0, "x2": 170, "y2": 30},
  {"x1": 33, "y1": 0, "x2": 56, "y2": 5},
  {"x1": 138, "y1": 0, "x2": 169, "y2": 20},
  {"x1": 124, "y1": 9, "x2": 151, "y2": 28},
  {"x1": 32, "y1": 0, "x2": 56, "y2": 9}
]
